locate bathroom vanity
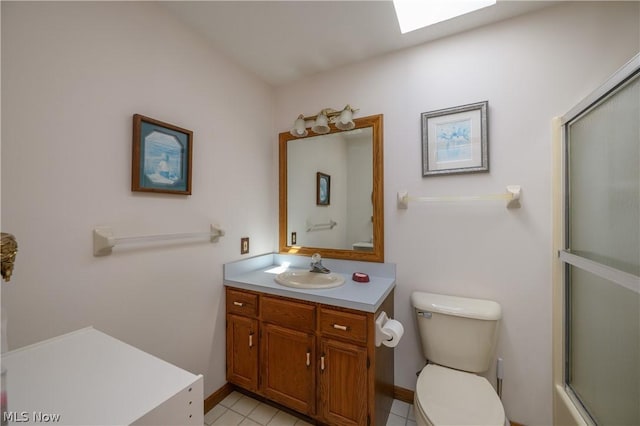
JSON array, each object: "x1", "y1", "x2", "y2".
[{"x1": 224, "y1": 254, "x2": 396, "y2": 426}]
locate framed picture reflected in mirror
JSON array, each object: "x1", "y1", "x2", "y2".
[{"x1": 316, "y1": 172, "x2": 330, "y2": 205}]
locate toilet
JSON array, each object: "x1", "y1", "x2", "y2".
[{"x1": 411, "y1": 291, "x2": 508, "y2": 426}]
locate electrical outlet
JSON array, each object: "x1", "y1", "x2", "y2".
[
  {"x1": 241, "y1": 237, "x2": 249, "y2": 254},
  {"x1": 291, "y1": 232, "x2": 297, "y2": 245}
]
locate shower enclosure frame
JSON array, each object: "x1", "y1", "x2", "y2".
[{"x1": 552, "y1": 52, "x2": 640, "y2": 426}]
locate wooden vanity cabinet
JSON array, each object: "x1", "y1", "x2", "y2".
[
  {"x1": 225, "y1": 286, "x2": 394, "y2": 426},
  {"x1": 226, "y1": 289, "x2": 259, "y2": 392},
  {"x1": 318, "y1": 307, "x2": 370, "y2": 426},
  {"x1": 261, "y1": 296, "x2": 317, "y2": 415},
  {"x1": 226, "y1": 314, "x2": 259, "y2": 392}
]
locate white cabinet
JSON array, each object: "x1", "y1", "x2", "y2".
[{"x1": 1, "y1": 327, "x2": 203, "y2": 426}]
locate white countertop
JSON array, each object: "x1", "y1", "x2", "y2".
[
  {"x1": 223, "y1": 253, "x2": 396, "y2": 312},
  {"x1": 1, "y1": 327, "x2": 202, "y2": 425}
]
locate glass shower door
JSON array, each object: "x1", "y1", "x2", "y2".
[{"x1": 562, "y1": 68, "x2": 640, "y2": 425}]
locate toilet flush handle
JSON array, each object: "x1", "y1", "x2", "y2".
[{"x1": 417, "y1": 311, "x2": 432, "y2": 319}]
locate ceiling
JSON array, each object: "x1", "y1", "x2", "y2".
[{"x1": 161, "y1": 1, "x2": 559, "y2": 86}]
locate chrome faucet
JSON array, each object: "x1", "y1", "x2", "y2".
[{"x1": 310, "y1": 253, "x2": 330, "y2": 274}]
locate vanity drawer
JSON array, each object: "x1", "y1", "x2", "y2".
[
  {"x1": 319, "y1": 307, "x2": 367, "y2": 343},
  {"x1": 226, "y1": 288, "x2": 258, "y2": 317},
  {"x1": 261, "y1": 296, "x2": 316, "y2": 333}
]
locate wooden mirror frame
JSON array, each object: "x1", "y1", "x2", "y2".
[{"x1": 279, "y1": 114, "x2": 384, "y2": 262}]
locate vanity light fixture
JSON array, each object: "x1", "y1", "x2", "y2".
[
  {"x1": 289, "y1": 105, "x2": 358, "y2": 137},
  {"x1": 291, "y1": 115, "x2": 308, "y2": 137},
  {"x1": 311, "y1": 111, "x2": 330, "y2": 134}
]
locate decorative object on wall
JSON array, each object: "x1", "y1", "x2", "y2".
[
  {"x1": 316, "y1": 172, "x2": 331, "y2": 205},
  {"x1": 421, "y1": 101, "x2": 488, "y2": 176},
  {"x1": 92, "y1": 224, "x2": 225, "y2": 256},
  {"x1": 290, "y1": 105, "x2": 358, "y2": 137},
  {"x1": 396, "y1": 185, "x2": 521, "y2": 209},
  {"x1": 1, "y1": 232, "x2": 18, "y2": 281},
  {"x1": 132, "y1": 114, "x2": 193, "y2": 195}
]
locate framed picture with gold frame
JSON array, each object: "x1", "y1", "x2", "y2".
[{"x1": 132, "y1": 114, "x2": 193, "y2": 195}]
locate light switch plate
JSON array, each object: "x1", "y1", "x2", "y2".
[{"x1": 241, "y1": 237, "x2": 249, "y2": 254}]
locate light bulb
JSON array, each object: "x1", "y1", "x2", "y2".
[
  {"x1": 290, "y1": 114, "x2": 308, "y2": 137},
  {"x1": 311, "y1": 112, "x2": 330, "y2": 134}
]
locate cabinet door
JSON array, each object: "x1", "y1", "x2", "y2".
[
  {"x1": 226, "y1": 314, "x2": 259, "y2": 391},
  {"x1": 261, "y1": 323, "x2": 315, "y2": 415},
  {"x1": 319, "y1": 339, "x2": 368, "y2": 426}
]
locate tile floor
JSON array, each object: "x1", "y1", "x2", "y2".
[{"x1": 204, "y1": 391, "x2": 416, "y2": 426}]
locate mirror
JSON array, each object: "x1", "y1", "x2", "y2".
[{"x1": 279, "y1": 114, "x2": 383, "y2": 262}]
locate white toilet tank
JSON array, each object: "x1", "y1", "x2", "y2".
[{"x1": 411, "y1": 291, "x2": 501, "y2": 373}]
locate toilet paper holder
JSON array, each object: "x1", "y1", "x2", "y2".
[
  {"x1": 375, "y1": 311, "x2": 403, "y2": 347},
  {"x1": 375, "y1": 311, "x2": 390, "y2": 347}
]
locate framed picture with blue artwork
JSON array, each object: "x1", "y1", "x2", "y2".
[
  {"x1": 421, "y1": 101, "x2": 488, "y2": 177},
  {"x1": 132, "y1": 114, "x2": 193, "y2": 195},
  {"x1": 316, "y1": 172, "x2": 330, "y2": 205}
]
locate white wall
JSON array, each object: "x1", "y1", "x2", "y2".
[
  {"x1": 3, "y1": 2, "x2": 639, "y2": 425},
  {"x1": 275, "y1": 2, "x2": 639, "y2": 424},
  {"x1": 1, "y1": 1, "x2": 276, "y2": 399}
]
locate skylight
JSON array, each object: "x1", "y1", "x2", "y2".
[{"x1": 392, "y1": 0, "x2": 497, "y2": 34}]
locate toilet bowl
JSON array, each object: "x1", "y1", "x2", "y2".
[
  {"x1": 413, "y1": 364, "x2": 507, "y2": 426},
  {"x1": 411, "y1": 291, "x2": 507, "y2": 426}
]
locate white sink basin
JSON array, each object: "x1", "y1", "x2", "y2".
[{"x1": 275, "y1": 270, "x2": 345, "y2": 289}]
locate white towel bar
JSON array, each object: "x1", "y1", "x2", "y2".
[
  {"x1": 397, "y1": 185, "x2": 521, "y2": 209},
  {"x1": 306, "y1": 220, "x2": 337, "y2": 232},
  {"x1": 93, "y1": 224, "x2": 225, "y2": 256}
]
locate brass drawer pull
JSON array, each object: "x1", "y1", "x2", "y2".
[
  {"x1": 306, "y1": 352, "x2": 311, "y2": 367},
  {"x1": 320, "y1": 355, "x2": 325, "y2": 371},
  {"x1": 333, "y1": 324, "x2": 348, "y2": 331},
  {"x1": 233, "y1": 301, "x2": 244, "y2": 307},
  {"x1": 249, "y1": 333, "x2": 253, "y2": 348}
]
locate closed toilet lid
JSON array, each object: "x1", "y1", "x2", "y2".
[{"x1": 416, "y1": 364, "x2": 505, "y2": 426}]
